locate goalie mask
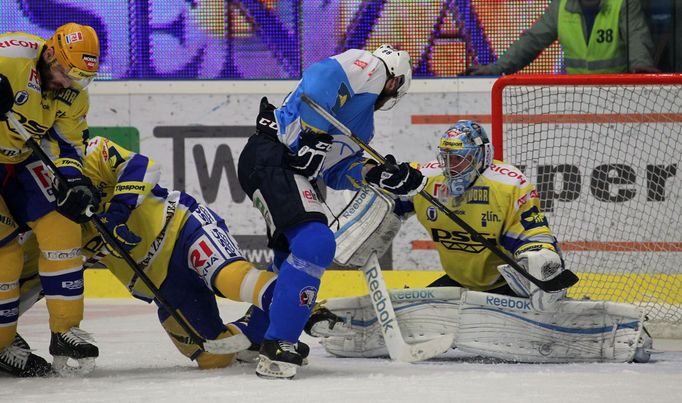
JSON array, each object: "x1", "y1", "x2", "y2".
[
  {"x1": 372, "y1": 44, "x2": 412, "y2": 110},
  {"x1": 437, "y1": 120, "x2": 493, "y2": 198}
]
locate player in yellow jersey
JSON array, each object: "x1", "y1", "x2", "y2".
[
  {"x1": 307, "y1": 120, "x2": 571, "y2": 355},
  {"x1": 402, "y1": 120, "x2": 563, "y2": 304},
  {"x1": 308, "y1": 121, "x2": 651, "y2": 363},
  {"x1": 19, "y1": 136, "x2": 289, "y2": 370},
  {"x1": 0, "y1": 23, "x2": 101, "y2": 377}
]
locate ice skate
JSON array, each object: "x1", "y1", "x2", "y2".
[
  {"x1": 49, "y1": 327, "x2": 98, "y2": 376},
  {"x1": 255, "y1": 339, "x2": 303, "y2": 379},
  {"x1": 0, "y1": 334, "x2": 52, "y2": 377},
  {"x1": 240, "y1": 340, "x2": 309, "y2": 366}
]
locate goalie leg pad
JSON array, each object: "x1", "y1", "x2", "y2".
[
  {"x1": 456, "y1": 290, "x2": 645, "y2": 363},
  {"x1": 312, "y1": 287, "x2": 462, "y2": 358}
]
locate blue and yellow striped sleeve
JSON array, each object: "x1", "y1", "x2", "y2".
[
  {"x1": 106, "y1": 141, "x2": 160, "y2": 208},
  {"x1": 499, "y1": 182, "x2": 560, "y2": 257}
]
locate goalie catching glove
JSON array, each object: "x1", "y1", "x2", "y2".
[
  {"x1": 364, "y1": 155, "x2": 426, "y2": 196},
  {"x1": 98, "y1": 201, "x2": 141, "y2": 254},
  {"x1": 54, "y1": 175, "x2": 101, "y2": 223},
  {"x1": 497, "y1": 247, "x2": 567, "y2": 311}
]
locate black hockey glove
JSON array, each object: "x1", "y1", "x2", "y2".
[
  {"x1": 284, "y1": 129, "x2": 334, "y2": 179},
  {"x1": 54, "y1": 175, "x2": 101, "y2": 223},
  {"x1": 98, "y1": 202, "x2": 141, "y2": 254},
  {"x1": 256, "y1": 96, "x2": 278, "y2": 137},
  {"x1": 365, "y1": 155, "x2": 427, "y2": 196},
  {"x1": 0, "y1": 73, "x2": 14, "y2": 120}
]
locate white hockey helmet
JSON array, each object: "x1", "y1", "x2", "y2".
[
  {"x1": 437, "y1": 120, "x2": 493, "y2": 198},
  {"x1": 372, "y1": 44, "x2": 412, "y2": 110}
]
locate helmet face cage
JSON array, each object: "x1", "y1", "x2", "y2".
[
  {"x1": 372, "y1": 44, "x2": 412, "y2": 110},
  {"x1": 437, "y1": 121, "x2": 492, "y2": 198}
]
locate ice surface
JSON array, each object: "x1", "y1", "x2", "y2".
[{"x1": 3, "y1": 299, "x2": 682, "y2": 403}]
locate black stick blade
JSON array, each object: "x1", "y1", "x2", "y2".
[{"x1": 540, "y1": 270, "x2": 580, "y2": 292}]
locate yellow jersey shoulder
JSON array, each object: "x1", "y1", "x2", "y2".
[
  {"x1": 0, "y1": 32, "x2": 44, "y2": 61},
  {"x1": 481, "y1": 160, "x2": 530, "y2": 188},
  {"x1": 413, "y1": 160, "x2": 442, "y2": 177}
]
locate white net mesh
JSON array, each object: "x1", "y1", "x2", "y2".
[{"x1": 493, "y1": 75, "x2": 682, "y2": 334}]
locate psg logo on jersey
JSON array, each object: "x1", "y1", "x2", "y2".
[{"x1": 426, "y1": 206, "x2": 438, "y2": 221}]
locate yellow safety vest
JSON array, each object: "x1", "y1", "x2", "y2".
[{"x1": 558, "y1": 0, "x2": 627, "y2": 73}]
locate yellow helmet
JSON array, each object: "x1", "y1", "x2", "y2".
[{"x1": 45, "y1": 23, "x2": 100, "y2": 88}]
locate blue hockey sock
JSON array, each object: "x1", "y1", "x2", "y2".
[
  {"x1": 263, "y1": 221, "x2": 334, "y2": 342},
  {"x1": 264, "y1": 262, "x2": 321, "y2": 342}
]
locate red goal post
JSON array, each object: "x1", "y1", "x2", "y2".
[{"x1": 491, "y1": 74, "x2": 682, "y2": 335}]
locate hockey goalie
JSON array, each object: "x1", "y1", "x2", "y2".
[{"x1": 307, "y1": 121, "x2": 652, "y2": 364}]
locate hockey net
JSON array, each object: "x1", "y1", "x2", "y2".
[{"x1": 491, "y1": 74, "x2": 682, "y2": 337}]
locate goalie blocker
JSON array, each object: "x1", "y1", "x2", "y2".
[
  {"x1": 332, "y1": 186, "x2": 401, "y2": 268},
  {"x1": 308, "y1": 287, "x2": 652, "y2": 363}
]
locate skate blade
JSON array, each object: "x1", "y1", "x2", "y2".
[
  {"x1": 239, "y1": 350, "x2": 309, "y2": 366},
  {"x1": 52, "y1": 356, "x2": 96, "y2": 377},
  {"x1": 255, "y1": 355, "x2": 297, "y2": 379}
]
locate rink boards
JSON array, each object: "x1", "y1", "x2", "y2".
[{"x1": 84, "y1": 269, "x2": 682, "y2": 304}]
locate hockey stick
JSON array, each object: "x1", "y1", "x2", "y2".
[
  {"x1": 300, "y1": 94, "x2": 579, "y2": 292},
  {"x1": 362, "y1": 251, "x2": 454, "y2": 362},
  {"x1": 6, "y1": 114, "x2": 248, "y2": 355}
]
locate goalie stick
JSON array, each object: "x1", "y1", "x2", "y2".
[
  {"x1": 300, "y1": 94, "x2": 579, "y2": 292},
  {"x1": 6, "y1": 114, "x2": 248, "y2": 355},
  {"x1": 361, "y1": 251, "x2": 454, "y2": 362}
]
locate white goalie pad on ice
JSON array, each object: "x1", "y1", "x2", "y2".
[
  {"x1": 313, "y1": 287, "x2": 461, "y2": 358},
  {"x1": 332, "y1": 186, "x2": 401, "y2": 267},
  {"x1": 456, "y1": 290, "x2": 646, "y2": 363}
]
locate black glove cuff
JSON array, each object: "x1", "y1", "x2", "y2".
[{"x1": 256, "y1": 96, "x2": 278, "y2": 137}]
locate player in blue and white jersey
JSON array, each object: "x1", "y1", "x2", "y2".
[{"x1": 237, "y1": 45, "x2": 426, "y2": 378}]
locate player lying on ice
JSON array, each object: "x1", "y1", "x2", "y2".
[
  {"x1": 14, "y1": 136, "x2": 294, "y2": 374},
  {"x1": 306, "y1": 120, "x2": 653, "y2": 364}
]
